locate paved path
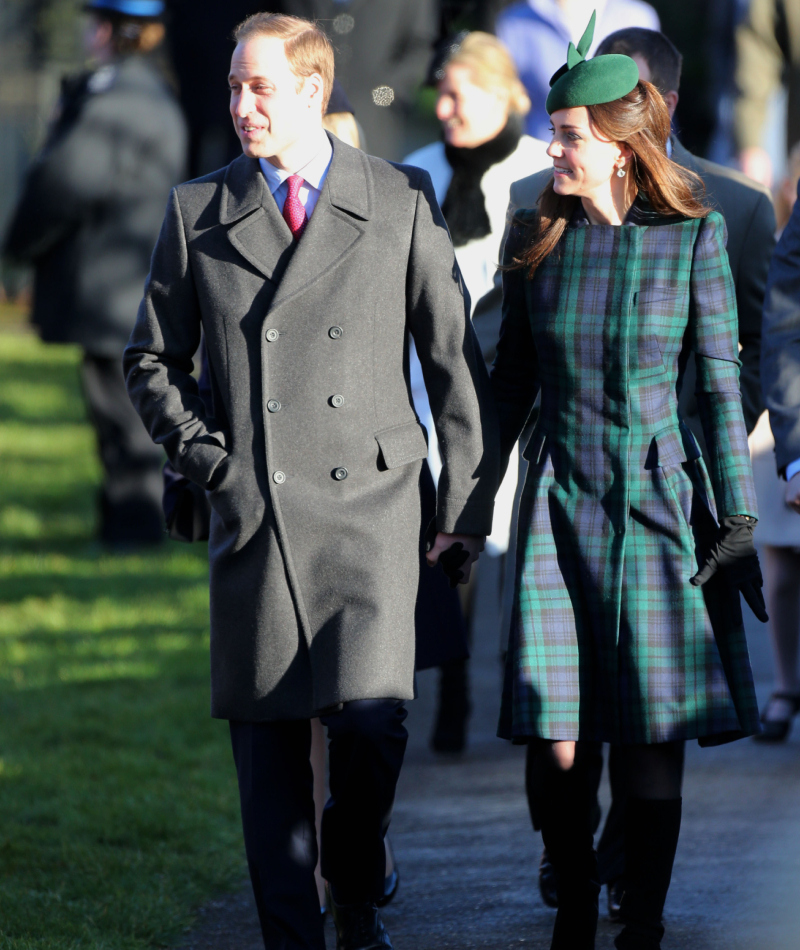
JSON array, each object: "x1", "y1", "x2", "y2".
[{"x1": 180, "y1": 556, "x2": 800, "y2": 950}]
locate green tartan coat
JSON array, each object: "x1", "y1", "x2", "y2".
[{"x1": 492, "y1": 199, "x2": 760, "y2": 746}]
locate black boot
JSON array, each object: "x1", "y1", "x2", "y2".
[
  {"x1": 330, "y1": 898, "x2": 393, "y2": 950},
  {"x1": 539, "y1": 760, "x2": 600, "y2": 950},
  {"x1": 615, "y1": 798, "x2": 682, "y2": 950}
]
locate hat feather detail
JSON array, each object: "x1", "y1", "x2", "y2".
[
  {"x1": 545, "y1": 9, "x2": 638, "y2": 114},
  {"x1": 566, "y1": 42, "x2": 583, "y2": 70},
  {"x1": 576, "y1": 10, "x2": 596, "y2": 59}
]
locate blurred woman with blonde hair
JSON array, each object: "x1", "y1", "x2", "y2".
[{"x1": 406, "y1": 32, "x2": 548, "y2": 339}]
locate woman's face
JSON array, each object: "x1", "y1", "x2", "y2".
[
  {"x1": 82, "y1": 14, "x2": 114, "y2": 61},
  {"x1": 546, "y1": 106, "x2": 630, "y2": 198},
  {"x1": 436, "y1": 64, "x2": 510, "y2": 148}
]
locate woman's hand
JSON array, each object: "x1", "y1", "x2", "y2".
[
  {"x1": 426, "y1": 533, "x2": 485, "y2": 587},
  {"x1": 690, "y1": 516, "x2": 768, "y2": 622}
]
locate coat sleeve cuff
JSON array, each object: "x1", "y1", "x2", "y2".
[
  {"x1": 181, "y1": 438, "x2": 229, "y2": 490},
  {"x1": 436, "y1": 495, "x2": 495, "y2": 538}
]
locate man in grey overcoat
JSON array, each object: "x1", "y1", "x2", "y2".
[
  {"x1": 124, "y1": 12, "x2": 498, "y2": 950},
  {"x1": 504, "y1": 26, "x2": 776, "y2": 917}
]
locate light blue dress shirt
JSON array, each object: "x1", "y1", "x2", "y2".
[{"x1": 258, "y1": 132, "x2": 333, "y2": 220}]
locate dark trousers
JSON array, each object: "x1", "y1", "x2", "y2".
[
  {"x1": 80, "y1": 354, "x2": 164, "y2": 544},
  {"x1": 229, "y1": 699, "x2": 408, "y2": 950}
]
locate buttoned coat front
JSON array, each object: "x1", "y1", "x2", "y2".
[
  {"x1": 492, "y1": 202, "x2": 760, "y2": 746},
  {"x1": 124, "y1": 134, "x2": 498, "y2": 721}
]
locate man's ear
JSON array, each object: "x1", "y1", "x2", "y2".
[
  {"x1": 305, "y1": 72, "x2": 325, "y2": 111},
  {"x1": 664, "y1": 89, "x2": 679, "y2": 119}
]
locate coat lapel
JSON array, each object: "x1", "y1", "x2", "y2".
[
  {"x1": 221, "y1": 154, "x2": 295, "y2": 284},
  {"x1": 269, "y1": 133, "x2": 372, "y2": 311}
]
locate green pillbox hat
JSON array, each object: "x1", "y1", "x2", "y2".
[{"x1": 546, "y1": 11, "x2": 639, "y2": 115}]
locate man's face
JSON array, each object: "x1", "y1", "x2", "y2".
[
  {"x1": 228, "y1": 34, "x2": 322, "y2": 163},
  {"x1": 82, "y1": 14, "x2": 113, "y2": 61}
]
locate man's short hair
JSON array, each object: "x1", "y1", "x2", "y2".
[
  {"x1": 233, "y1": 13, "x2": 334, "y2": 112},
  {"x1": 595, "y1": 28, "x2": 682, "y2": 97}
]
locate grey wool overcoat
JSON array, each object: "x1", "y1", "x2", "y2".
[{"x1": 124, "y1": 133, "x2": 499, "y2": 721}]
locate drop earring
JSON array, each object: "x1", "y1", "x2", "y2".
[{"x1": 616, "y1": 167, "x2": 626, "y2": 178}]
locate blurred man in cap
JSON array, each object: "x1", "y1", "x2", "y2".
[{"x1": 3, "y1": 0, "x2": 187, "y2": 546}]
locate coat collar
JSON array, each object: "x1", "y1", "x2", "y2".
[
  {"x1": 570, "y1": 193, "x2": 652, "y2": 228},
  {"x1": 219, "y1": 132, "x2": 372, "y2": 227},
  {"x1": 569, "y1": 191, "x2": 686, "y2": 229},
  {"x1": 221, "y1": 133, "x2": 373, "y2": 301}
]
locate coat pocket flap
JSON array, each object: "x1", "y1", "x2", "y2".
[
  {"x1": 521, "y1": 428, "x2": 547, "y2": 464},
  {"x1": 375, "y1": 421, "x2": 429, "y2": 470},
  {"x1": 645, "y1": 426, "x2": 702, "y2": 470}
]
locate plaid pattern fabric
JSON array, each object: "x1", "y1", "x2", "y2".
[{"x1": 493, "y1": 203, "x2": 760, "y2": 744}]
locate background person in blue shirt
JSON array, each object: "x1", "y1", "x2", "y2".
[{"x1": 496, "y1": 0, "x2": 659, "y2": 142}]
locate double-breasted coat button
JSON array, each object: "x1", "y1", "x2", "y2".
[
  {"x1": 273, "y1": 471, "x2": 286, "y2": 484},
  {"x1": 330, "y1": 394, "x2": 345, "y2": 408},
  {"x1": 333, "y1": 467, "x2": 348, "y2": 481},
  {"x1": 267, "y1": 399, "x2": 281, "y2": 413},
  {"x1": 328, "y1": 326, "x2": 343, "y2": 339},
  {"x1": 265, "y1": 328, "x2": 279, "y2": 342}
]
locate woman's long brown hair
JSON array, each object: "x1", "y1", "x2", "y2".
[{"x1": 512, "y1": 80, "x2": 710, "y2": 277}]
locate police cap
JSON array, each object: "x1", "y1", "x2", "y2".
[{"x1": 84, "y1": 0, "x2": 164, "y2": 17}]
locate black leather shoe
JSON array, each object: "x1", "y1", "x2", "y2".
[
  {"x1": 607, "y1": 878, "x2": 624, "y2": 921},
  {"x1": 331, "y1": 900, "x2": 393, "y2": 950},
  {"x1": 538, "y1": 848, "x2": 559, "y2": 908}
]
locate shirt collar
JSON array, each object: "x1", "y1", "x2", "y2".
[{"x1": 259, "y1": 131, "x2": 332, "y2": 196}]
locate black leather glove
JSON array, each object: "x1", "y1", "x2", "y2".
[
  {"x1": 690, "y1": 515, "x2": 768, "y2": 622},
  {"x1": 438, "y1": 542, "x2": 470, "y2": 588}
]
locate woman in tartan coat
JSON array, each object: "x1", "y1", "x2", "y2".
[{"x1": 491, "y1": 15, "x2": 767, "y2": 950}]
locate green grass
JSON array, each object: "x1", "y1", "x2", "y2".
[{"x1": 0, "y1": 326, "x2": 246, "y2": 948}]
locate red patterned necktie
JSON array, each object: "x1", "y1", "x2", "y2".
[{"x1": 283, "y1": 174, "x2": 308, "y2": 239}]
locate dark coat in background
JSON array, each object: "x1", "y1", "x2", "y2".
[
  {"x1": 3, "y1": 56, "x2": 187, "y2": 357},
  {"x1": 669, "y1": 138, "x2": 775, "y2": 440},
  {"x1": 291, "y1": 0, "x2": 438, "y2": 160},
  {"x1": 762, "y1": 179, "x2": 800, "y2": 474},
  {"x1": 506, "y1": 139, "x2": 775, "y2": 441},
  {"x1": 166, "y1": 0, "x2": 268, "y2": 178},
  {"x1": 124, "y1": 134, "x2": 498, "y2": 722}
]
